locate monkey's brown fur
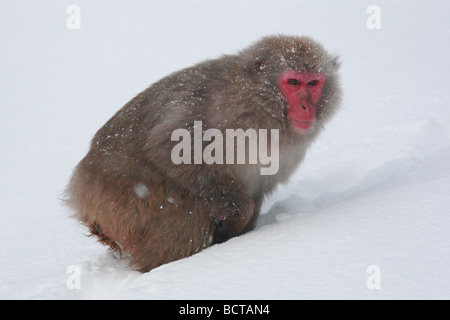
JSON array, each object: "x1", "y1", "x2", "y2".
[{"x1": 66, "y1": 35, "x2": 342, "y2": 272}]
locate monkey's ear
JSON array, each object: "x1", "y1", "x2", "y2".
[
  {"x1": 240, "y1": 44, "x2": 270, "y2": 73},
  {"x1": 245, "y1": 56, "x2": 269, "y2": 73},
  {"x1": 254, "y1": 58, "x2": 268, "y2": 70}
]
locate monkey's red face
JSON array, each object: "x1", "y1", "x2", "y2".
[{"x1": 279, "y1": 70, "x2": 325, "y2": 130}]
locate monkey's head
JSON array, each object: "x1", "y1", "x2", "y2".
[{"x1": 241, "y1": 35, "x2": 342, "y2": 135}]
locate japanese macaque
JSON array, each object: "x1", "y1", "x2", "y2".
[{"x1": 66, "y1": 35, "x2": 342, "y2": 272}]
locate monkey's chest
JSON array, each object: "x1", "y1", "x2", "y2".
[{"x1": 233, "y1": 144, "x2": 307, "y2": 199}]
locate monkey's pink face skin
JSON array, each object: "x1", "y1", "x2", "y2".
[{"x1": 279, "y1": 70, "x2": 325, "y2": 130}]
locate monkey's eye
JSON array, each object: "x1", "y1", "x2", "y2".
[
  {"x1": 288, "y1": 79, "x2": 299, "y2": 86},
  {"x1": 308, "y1": 80, "x2": 319, "y2": 86}
]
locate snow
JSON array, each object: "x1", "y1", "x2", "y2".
[{"x1": 1, "y1": 0, "x2": 450, "y2": 299}]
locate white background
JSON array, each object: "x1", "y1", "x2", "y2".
[{"x1": 1, "y1": 0, "x2": 449, "y2": 299}]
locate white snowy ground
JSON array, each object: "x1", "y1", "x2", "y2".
[{"x1": 1, "y1": 0, "x2": 449, "y2": 299}]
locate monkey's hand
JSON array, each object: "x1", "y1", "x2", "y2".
[{"x1": 197, "y1": 173, "x2": 255, "y2": 244}]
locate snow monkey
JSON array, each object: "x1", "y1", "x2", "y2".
[{"x1": 66, "y1": 35, "x2": 342, "y2": 272}]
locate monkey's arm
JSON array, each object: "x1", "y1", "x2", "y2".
[{"x1": 170, "y1": 166, "x2": 256, "y2": 244}]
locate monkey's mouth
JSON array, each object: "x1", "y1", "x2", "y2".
[{"x1": 289, "y1": 118, "x2": 314, "y2": 130}]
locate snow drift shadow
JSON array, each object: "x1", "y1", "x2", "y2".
[{"x1": 257, "y1": 156, "x2": 418, "y2": 228}]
